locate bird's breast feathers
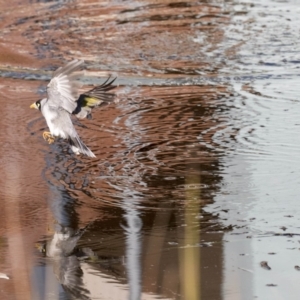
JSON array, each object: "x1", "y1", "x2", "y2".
[{"x1": 42, "y1": 104, "x2": 69, "y2": 138}]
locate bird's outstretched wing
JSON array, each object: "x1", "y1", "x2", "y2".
[
  {"x1": 82, "y1": 76, "x2": 116, "y2": 103},
  {"x1": 73, "y1": 77, "x2": 117, "y2": 119},
  {"x1": 47, "y1": 59, "x2": 83, "y2": 113}
]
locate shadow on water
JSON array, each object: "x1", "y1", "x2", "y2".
[{"x1": 1, "y1": 0, "x2": 300, "y2": 299}]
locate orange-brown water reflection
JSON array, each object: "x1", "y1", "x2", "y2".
[
  {"x1": 33, "y1": 83, "x2": 227, "y2": 299},
  {"x1": 0, "y1": 78, "x2": 50, "y2": 300},
  {"x1": 0, "y1": 0, "x2": 230, "y2": 299}
]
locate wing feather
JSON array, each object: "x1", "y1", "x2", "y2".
[
  {"x1": 47, "y1": 59, "x2": 83, "y2": 113},
  {"x1": 73, "y1": 77, "x2": 116, "y2": 119}
]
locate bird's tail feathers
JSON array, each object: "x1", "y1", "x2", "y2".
[{"x1": 68, "y1": 135, "x2": 96, "y2": 158}]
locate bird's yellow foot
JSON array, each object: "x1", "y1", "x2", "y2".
[{"x1": 42, "y1": 131, "x2": 55, "y2": 144}]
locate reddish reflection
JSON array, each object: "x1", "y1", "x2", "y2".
[{"x1": 0, "y1": 0, "x2": 230, "y2": 299}]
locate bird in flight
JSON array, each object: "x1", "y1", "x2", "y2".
[{"x1": 30, "y1": 59, "x2": 116, "y2": 157}]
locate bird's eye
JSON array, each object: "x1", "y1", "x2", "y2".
[{"x1": 36, "y1": 102, "x2": 40, "y2": 108}]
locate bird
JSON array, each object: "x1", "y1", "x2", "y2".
[{"x1": 30, "y1": 59, "x2": 116, "y2": 157}]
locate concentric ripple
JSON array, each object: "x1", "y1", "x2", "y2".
[{"x1": 33, "y1": 84, "x2": 228, "y2": 214}]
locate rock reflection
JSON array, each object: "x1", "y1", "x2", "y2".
[
  {"x1": 2, "y1": 0, "x2": 300, "y2": 298},
  {"x1": 0, "y1": 0, "x2": 257, "y2": 299}
]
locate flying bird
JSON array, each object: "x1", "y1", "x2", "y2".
[{"x1": 30, "y1": 59, "x2": 116, "y2": 157}]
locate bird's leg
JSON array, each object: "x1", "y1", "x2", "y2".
[{"x1": 42, "y1": 131, "x2": 55, "y2": 144}]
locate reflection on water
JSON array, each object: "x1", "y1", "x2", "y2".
[
  {"x1": 34, "y1": 225, "x2": 91, "y2": 300},
  {"x1": 180, "y1": 175, "x2": 201, "y2": 300},
  {"x1": 122, "y1": 198, "x2": 142, "y2": 300},
  {"x1": 1, "y1": 0, "x2": 300, "y2": 299}
]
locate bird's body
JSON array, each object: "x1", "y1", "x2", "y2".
[
  {"x1": 30, "y1": 59, "x2": 116, "y2": 157},
  {"x1": 41, "y1": 101, "x2": 69, "y2": 138}
]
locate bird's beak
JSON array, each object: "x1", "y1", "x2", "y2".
[{"x1": 30, "y1": 103, "x2": 37, "y2": 109}]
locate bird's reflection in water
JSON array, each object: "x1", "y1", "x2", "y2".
[
  {"x1": 35, "y1": 220, "x2": 124, "y2": 300},
  {"x1": 33, "y1": 185, "x2": 92, "y2": 299},
  {"x1": 36, "y1": 224, "x2": 91, "y2": 300}
]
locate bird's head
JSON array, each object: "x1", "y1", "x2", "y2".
[{"x1": 30, "y1": 98, "x2": 45, "y2": 110}]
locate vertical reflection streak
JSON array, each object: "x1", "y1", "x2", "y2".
[
  {"x1": 3, "y1": 104, "x2": 32, "y2": 299},
  {"x1": 4, "y1": 165, "x2": 32, "y2": 300},
  {"x1": 143, "y1": 201, "x2": 172, "y2": 291},
  {"x1": 180, "y1": 174, "x2": 201, "y2": 300},
  {"x1": 122, "y1": 199, "x2": 142, "y2": 300}
]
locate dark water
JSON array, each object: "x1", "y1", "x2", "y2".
[{"x1": 1, "y1": 0, "x2": 300, "y2": 299}]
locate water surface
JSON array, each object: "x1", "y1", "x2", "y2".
[{"x1": 0, "y1": 0, "x2": 300, "y2": 299}]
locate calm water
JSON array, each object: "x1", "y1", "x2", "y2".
[{"x1": 1, "y1": 0, "x2": 300, "y2": 299}]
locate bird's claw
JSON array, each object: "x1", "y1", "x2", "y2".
[{"x1": 42, "y1": 131, "x2": 55, "y2": 144}]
